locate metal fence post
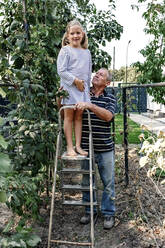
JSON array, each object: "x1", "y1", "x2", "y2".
[{"x1": 122, "y1": 87, "x2": 129, "y2": 186}]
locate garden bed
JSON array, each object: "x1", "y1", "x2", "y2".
[{"x1": 0, "y1": 144, "x2": 165, "y2": 248}]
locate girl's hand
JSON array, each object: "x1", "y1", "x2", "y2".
[{"x1": 74, "y1": 78, "x2": 84, "y2": 92}]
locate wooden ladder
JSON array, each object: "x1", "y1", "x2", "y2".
[{"x1": 47, "y1": 106, "x2": 98, "y2": 248}]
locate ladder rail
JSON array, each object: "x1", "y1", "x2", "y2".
[
  {"x1": 48, "y1": 107, "x2": 63, "y2": 248},
  {"x1": 47, "y1": 131, "x2": 61, "y2": 248},
  {"x1": 48, "y1": 105, "x2": 96, "y2": 248},
  {"x1": 87, "y1": 109, "x2": 95, "y2": 248}
]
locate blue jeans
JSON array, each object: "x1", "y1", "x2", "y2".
[{"x1": 82, "y1": 150, "x2": 116, "y2": 216}]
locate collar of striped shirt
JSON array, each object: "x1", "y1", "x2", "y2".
[{"x1": 90, "y1": 88, "x2": 107, "y2": 97}]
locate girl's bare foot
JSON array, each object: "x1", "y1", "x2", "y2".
[
  {"x1": 75, "y1": 146, "x2": 88, "y2": 156},
  {"x1": 67, "y1": 148, "x2": 77, "y2": 156}
]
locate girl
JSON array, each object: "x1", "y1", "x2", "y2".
[{"x1": 57, "y1": 20, "x2": 92, "y2": 156}]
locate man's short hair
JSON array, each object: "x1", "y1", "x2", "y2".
[
  {"x1": 101, "y1": 68, "x2": 112, "y2": 82},
  {"x1": 107, "y1": 70, "x2": 112, "y2": 82}
]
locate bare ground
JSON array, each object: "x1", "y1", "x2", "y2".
[{"x1": 0, "y1": 144, "x2": 165, "y2": 248}]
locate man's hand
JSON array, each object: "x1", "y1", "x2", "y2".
[
  {"x1": 76, "y1": 102, "x2": 90, "y2": 110},
  {"x1": 76, "y1": 101, "x2": 113, "y2": 122},
  {"x1": 74, "y1": 78, "x2": 85, "y2": 92}
]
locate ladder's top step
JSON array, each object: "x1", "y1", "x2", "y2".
[{"x1": 61, "y1": 152, "x2": 88, "y2": 160}]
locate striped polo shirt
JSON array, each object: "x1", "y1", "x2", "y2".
[{"x1": 81, "y1": 90, "x2": 116, "y2": 152}]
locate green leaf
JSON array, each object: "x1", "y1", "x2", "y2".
[
  {"x1": 12, "y1": 193, "x2": 21, "y2": 206},
  {"x1": 0, "y1": 191, "x2": 7, "y2": 203},
  {"x1": 132, "y1": 104, "x2": 137, "y2": 110},
  {"x1": 2, "y1": 218, "x2": 14, "y2": 233},
  {"x1": 23, "y1": 79, "x2": 30, "y2": 88},
  {"x1": 0, "y1": 153, "x2": 12, "y2": 173},
  {"x1": 54, "y1": 37, "x2": 61, "y2": 45},
  {"x1": 26, "y1": 234, "x2": 41, "y2": 247},
  {"x1": 25, "y1": 130, "x2": 30, "y2": 135},
  {"x1": 0, "y1": 117, "x2": 4, "y2": 126},
  {"x1": 16, "y1": 40, "x2": 26, "y2": 50},
  {"x1": 31, "y1": 84, "x2": 45, "y2": 91},
  {"x1": 0, "y1": 135, "x2": 8, "y2": 149},
  {"x1": 16, "y1": 70, "x2": 31, "y2": 80},
  {"x1": 0, "y1": 238, "x2": 25, "y2": 247},
  {"x1": 8, "y1": 240, "x2": 27, "y2": 247},
  {"x1": 0, "y1": 87, "x2": 6, "y2": 98},
  {"x1": 29, "y1": 132, "x2": 36, "y2": 139},
  {"x1": 10, "y1": 20, "x2": 20, "y2": 31},
  {"x1": 19, "y1": 125, "x2": 26, "y2": 132}
]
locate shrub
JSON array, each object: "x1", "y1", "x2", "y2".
[{"x1": 139, "y1": 130, "x2": 165, "y2": 184}]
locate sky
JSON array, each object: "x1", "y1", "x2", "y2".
[{"x1": 91, "y1": 0, "x2": 151, "y2": 69}]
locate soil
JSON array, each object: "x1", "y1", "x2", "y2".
[{"x1": 0, "y1": 144, "x2": 165, "y2": 248}]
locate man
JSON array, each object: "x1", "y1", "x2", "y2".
[{"x1": 76, "y1": 68, "x2": 116, "y2": 229}]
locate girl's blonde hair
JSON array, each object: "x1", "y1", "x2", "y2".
[{"x1": 62, "y1": 20, "x2": 88, "y2": 49}]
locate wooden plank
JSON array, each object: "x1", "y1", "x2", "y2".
[
  {"x1": 51, "y1": 239, "x2": 92, "y2": 246},
  {"x1": 62, "y1": 200, "x2": 98, "y2": 206},
  {"x1": 61, "y1": 168, "x2": 94, "y2": 174},
  {"x1": 62, "y1": 184, "x2": 96, "y2": 191}
]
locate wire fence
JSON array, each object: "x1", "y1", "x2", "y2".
[{"x1": 121, "y1": 82, "x2": 165, "y2": 185}]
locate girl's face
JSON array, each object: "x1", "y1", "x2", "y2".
[{"x1": 67, "y1": 25, "x2": 84, "y2": 48}]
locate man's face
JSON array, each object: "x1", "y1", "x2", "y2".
[{"x1": 92, "y1": 69, "x2": 110, "y2": 87}]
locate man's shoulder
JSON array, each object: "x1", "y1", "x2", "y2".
[{"x1": 104, "y1": 90, "x2": 116, "y2": 100}]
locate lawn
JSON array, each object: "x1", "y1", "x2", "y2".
[{"x1": 114, "y1": 113, "x2": 148, "y2": 144}]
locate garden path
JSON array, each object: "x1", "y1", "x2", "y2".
[{"x1": 129, "y1": 113, "x2": 165, "y2": 134}]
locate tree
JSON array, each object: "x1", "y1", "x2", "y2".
[
  {"x1": 112, "y1": 67, "x2": 125, "y2": 82},
  {"x1": 0, "y1": 0, "x2": 123, "y2": 214},
  {"x1": 0, "y1": 0, "x2": 123, "y2": 175},
  {"x1": 132, "y1": 0, "x2": 165, "y2": 104},
  {"x1": 112, "y1": 66, "x2": 141, "y2": 83}
]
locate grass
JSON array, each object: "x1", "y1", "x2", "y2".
[{"x1": 114, "y1": 113, "x2": 149, "y2": 144}]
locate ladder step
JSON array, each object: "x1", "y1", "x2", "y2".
[
  {"x1": 62, "y1": 184, "x2": 96, "y2": 191},
  {"x1": 62, "y1": 200, "x2": 98, "y2": 206},
  {"x1": 61, "y1": 152, "x2": 89, "y2": 161},
  {"x1": 61, "y1": 168, "x2": 94, "y2": 174}
]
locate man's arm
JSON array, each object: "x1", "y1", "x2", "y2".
[{"x1": 76, "y1": 102, "x2": 114, "y2": 122}]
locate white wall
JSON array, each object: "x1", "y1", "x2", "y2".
[{"x1": 147, "y1": 95, "x2": 165, "y2": 114}]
